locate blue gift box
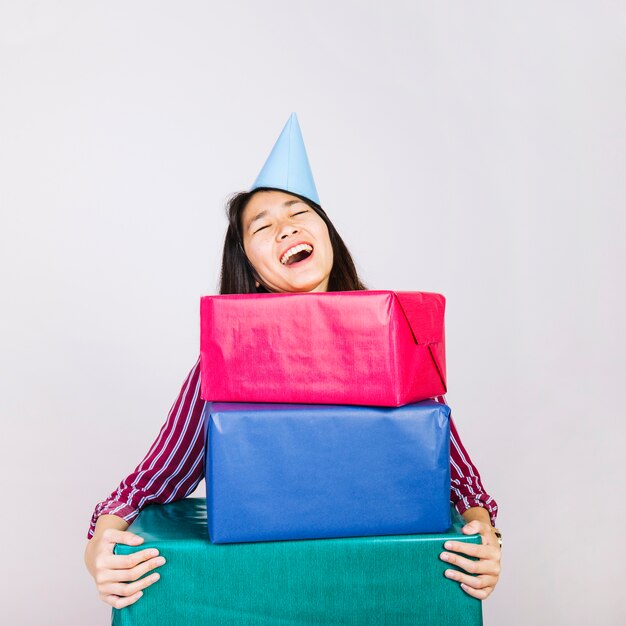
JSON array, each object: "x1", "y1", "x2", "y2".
[{"x1": 204, "y1": 400, "x2": 451, "y2": 543}]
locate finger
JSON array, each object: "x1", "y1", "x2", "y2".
[
  {"x1": 443, "y1": 540, "x2": 499, "y2": 560},
  {"x1": 462, "y1": 522, "x2": 501, "y2": 551},
  {"x1": 103, "y1": 548, "x2": 161, "y2": 570},
  {"x1": 110, "y1": 555, "x2": 167, "y2": 583},
  {"x1": 101, "y1": 591, "x2": 144, "y2": 609},
  {"x1": 101, "y1": 528, "x2": 145, "y2": 547},
  {"x1": 462, "y1": 521, "x2": 495, "y2": 544},
  {"x1": 444, "y1": 568, "x2": 497, "y2": 591},
  {"x1": 440, "y1": 551, "x2": 500, "y2": 576},
  {"x1": 460, "y1": 582, "x2": 494, "y2": 601},
  {"x1": 103, "y1": 572, "x2": 161, "y2": 598}
]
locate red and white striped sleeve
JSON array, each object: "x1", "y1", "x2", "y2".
[
  {"x1": 433, "y1": 395, "x2": 499, "y2": 526},
  {"x1": 87, "y1": 357, "x2": 206, "y2": 539}
]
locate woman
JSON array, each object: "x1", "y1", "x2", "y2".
[{"x1": 84, "y1": 116, "x2": 501, "y2": 610}]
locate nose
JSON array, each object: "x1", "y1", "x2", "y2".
[{"x1": 276, "y1": 221, "x2": 299, "y2": 240}]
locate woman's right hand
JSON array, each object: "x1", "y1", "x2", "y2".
[{"x1": 84, "y1": 523, "x2": 166, "y2": 609}]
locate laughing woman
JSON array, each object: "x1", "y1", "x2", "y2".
[{"x1": 84, "y1": 114, "x2": 501, "y2": 609}]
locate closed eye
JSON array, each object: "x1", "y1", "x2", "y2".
[{"x1": 253, "y1": 211, "x2": 308, "y2": 234}]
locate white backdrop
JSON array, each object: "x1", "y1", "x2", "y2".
[{"x1": 1, "y1": 2, "x2": 624, "y2": 624}]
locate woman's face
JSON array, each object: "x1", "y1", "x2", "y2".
[{"x1": 241, "y1": 190, "x2": 334, "y2": 293}]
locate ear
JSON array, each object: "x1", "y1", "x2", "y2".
[{"x1": 255, "y1": 281, "x2": 260, "y2": 288}]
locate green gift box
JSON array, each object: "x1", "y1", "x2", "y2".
[{"x1": 113, "y1": 498, "x2": 482, "y2": 625}]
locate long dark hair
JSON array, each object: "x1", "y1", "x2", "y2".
[{"x1": 219, "y1": 188, "x2": 367, "y2": 294}]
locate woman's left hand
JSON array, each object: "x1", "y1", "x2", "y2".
[{"x1": 439, "y1": 520, "x2": 502, "y2": 600}]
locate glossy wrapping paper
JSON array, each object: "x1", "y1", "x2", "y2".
[
  {"x1": 113, "y1": 498, "x2": 482, "y2": 626},
  {"x1": 205, "y1": 400, "x2": 451, "y2": 543},
  {"x1": 200, "y1": 290, "x2": 446, "y2": 407}
]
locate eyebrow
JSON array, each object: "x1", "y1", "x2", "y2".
[{"x1": 246, "y1": 199, "x2": 303, "y2": 231}]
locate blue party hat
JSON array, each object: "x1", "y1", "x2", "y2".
[{"x1": 251, "y1": 113, "x2": 320, "y2": 205}]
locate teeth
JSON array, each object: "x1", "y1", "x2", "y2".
[{"x1": 280, "y1": 243, "x2": 313, "y2": 265}]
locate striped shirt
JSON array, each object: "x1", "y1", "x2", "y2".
[{"x1": 87, "y1": 357, "x2": 498, "y2": 538}]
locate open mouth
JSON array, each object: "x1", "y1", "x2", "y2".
[{"x1": 280, "y1": 243, "x2": 314, "y2": 266}]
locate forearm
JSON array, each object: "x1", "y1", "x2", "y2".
[
  {"x1": 461, "y1": 506, "x2": 492, "y2": 527},
  {"x1": 87, "y1": 357, "x2": 206, "y2": 539},
  {"x1": 446, "y1": 412, "x2": 499, "y2": 526},
  {"x1": 91, "y1": 514, "x2": 130, "y2": 539}
]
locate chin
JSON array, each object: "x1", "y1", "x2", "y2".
[
  {"x1": 281, "y1": 278, "x2": 327, "y2": 293},
  {"x1": 269, "y1": 266, "x2": 330, "y2": 293}
]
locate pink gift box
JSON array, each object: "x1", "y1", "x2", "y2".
[{"x1": 199, "y1": 290, "x2": 446, "y2": 407}]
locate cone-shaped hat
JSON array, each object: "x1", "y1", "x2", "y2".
[{"x1": 251, "y1": 113, "x2": 320, "y2": 205}]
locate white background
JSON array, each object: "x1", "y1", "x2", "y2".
[{"x1": 1, "y1": 2, "x2": 624, "y2": 624}]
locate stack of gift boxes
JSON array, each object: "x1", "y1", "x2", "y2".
[
  {"x1": 113, "y1": 289, "x2": 484, "y2": 626},
  {"x1": 200, "y1": 290, "x2": 452, "y2": 544}
]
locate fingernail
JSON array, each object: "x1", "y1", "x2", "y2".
[
  {"x1": 440, "y1": 553, "x2": 450, "y2": 562},
  {"x1": 152, "y1": 573, "x2": 160, "y2": 581},
  {"x1": 156, "y1": 557, "x2": 166, "y2": 565},
  {"x1": 444, "y1": 570, "x2": 456, "y2": 579},
  {"x1": 137, "y1": 591, "x2": 143, "y2": 598},
  {"x1": 150, "y1": 549, "x2": 159, "y2": 557},
  {"x1": 444, "y1": 542, "x2": 453, "y2": 550}
]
